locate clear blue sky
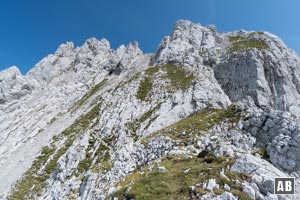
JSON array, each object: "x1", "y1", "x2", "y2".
[{"x1": 1, "y1": 0, "x2": 300, "y2": 74}]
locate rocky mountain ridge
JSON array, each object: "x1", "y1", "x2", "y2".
[{"x1": 0, "y1": 20, "x2": 300, "y2": 199}]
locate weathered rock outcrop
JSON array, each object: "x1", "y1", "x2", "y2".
[
  {"x1": 151, "y1": 20, "x2": 300, "y2": 114},
  {"x1": 215, "y1": 31, "x2": 300, "y2": 114},
  {"x1": 0, "y1": 66, "x2": 35, "y2": 104},
  {"x1": 151, "y1": 20, "x2": 217, "y2": 67},
  {"x1": 243, "y1": 108, "x2": 300, "y2": 173}
]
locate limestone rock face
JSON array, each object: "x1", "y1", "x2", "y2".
[
  {"x1": 151, "y1": 20, "x2": 217, "y2": 67},
  {"x1": 152, "y1": 19, "x2": 300, "y2": 114},
  {"x1": 230, "y1": 154, "x2": 298, "y2": 199},
  {"x1": 214, "y1": 31, "x2": 300, "y2": 114},
  {"x1": 1, "y1": 20, "x2": 300, "y2": 200},
  {"x1": 0, "y1": 66, "x2": 35, "y2": 104},
  {"x1": 27, "y1": 41, "x2": 76, "y2": 87},
  {"x1": 243, "y1": 109, "x2": 300, "y2": 173}
]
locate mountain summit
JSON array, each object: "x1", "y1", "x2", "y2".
[{"x1": 1, "y1": 20, "x2": 300, "y2": 199}]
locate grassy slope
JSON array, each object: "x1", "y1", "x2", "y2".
[
  {"x1": 137, "y1": 64, "x2": 195, "y2": 101},
  {"x1": 113, "y1": 154, "x2": 251, "y2": 200},
  {"x1": 112, "y1": 105, "x2": 250, "y2": 199},
  {"x1": 142, "y1": 105, "x2": 242, "y2": 146}
]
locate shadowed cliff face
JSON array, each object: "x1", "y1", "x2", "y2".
[{"x1": 1, "y1": 20, "x2": 300, "y2": 200}]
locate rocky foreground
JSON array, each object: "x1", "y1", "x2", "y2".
[{"x1": 1, "y1": 20, "x2": 300, "y2": 199}]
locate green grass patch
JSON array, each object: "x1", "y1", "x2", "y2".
[
  {"x1": 199, "y1": 49, "x2": 208, "y2": 56},
  {"x1": 229, "y1": 33, "x2": 269, "y2": 52},
  {"x1": 76, "y1": 136, "x2": 113, "y2": 176},
  {"x1": 49, "y1": 117, "x2": 57, "y2": 125},
  {"x1": 164, "y1": 64, "x2": 195, "y2": 91},
  {"x1": 137, "y1": 76, "x2": 153, "y2": 101},
  {"x1": 113, "y1": 154, "x2": 251, "y2": 200},
  {"x1": 76, "y1": 137, "x2": 96, "y2": 175},
  {"x1": 126, "y1": 102, "x2": 163, "y2": 141},
  {"x1": 142, "y1": 105, "x2": 242, "y2": 146},
  {"x1": 71, "y1": 79, "x2": 107, "y2": 110},
  {"x1": 63, "y1": 104, "x2": 101, "y2": 138},
  {"x1": 230, "y1": 40, "x2": 269, "y2": 52},
  {"x1": 136, "y1": 65, "x2": 195, "y2": 101},
  {"x1": 229, "y1": 35, "x2": 245, "y2": 42},
  {"x1": 102, "y1": 134, "x2": 117, "y2": 147},
  {"x1": 248, "y1": 31, "x2": 265, "y2": 36},
  {"x1": 91, "y1": 143, "x2": 112, "y2": 173},
  {"x1": 136, "y1": 67, "x2": 159, "y2": 101}
]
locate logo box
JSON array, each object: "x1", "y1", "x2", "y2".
[{"x1": 274, "y1": 177, "x2": 295, "y2": 195}]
